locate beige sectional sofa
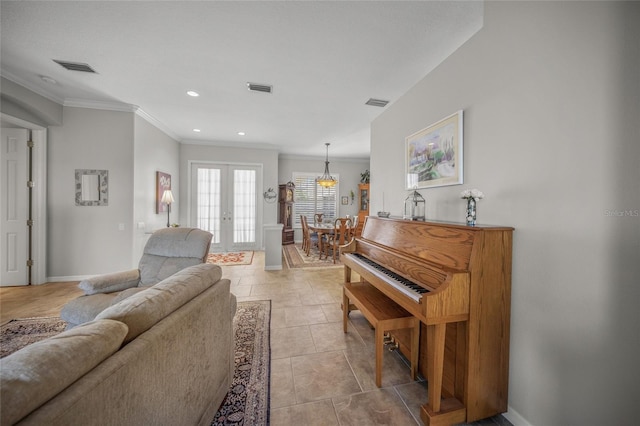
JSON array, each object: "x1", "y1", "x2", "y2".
[{"x1": 0, "y1": 263, "x2": 236, "y2": 426}]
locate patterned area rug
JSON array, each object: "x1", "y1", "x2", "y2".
[
  {"x1": 283, "y1": 244, "x2": 343, "y2": 268},
  {"x1": 207, "y1": 251, "x2": 254, "y2": 266},
  {"x1": 212, "y1": 300, "x2": 271, "y2": 425},
  {"x1": 1, "y1": 317, "x2": 67, "y2": 358},
  {"x1": 1, "y1": 301, "x2": 271, "y2": 426}
]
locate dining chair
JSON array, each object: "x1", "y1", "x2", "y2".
[
  {"x1": 323, "y1": 217, "x2": 354, "y2": 263},
  {"x1": 314, "y1": 213, "x2": 324, "y2": 225},
  {"x1": 300, "y1": 215, "x2": 319, "y2": 255}
]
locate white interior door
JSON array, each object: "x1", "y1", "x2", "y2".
[
  {"x1": 191, "y1": 163, "x2": 260, "y2": 252},
  {"x1": 0, "y1": 128, "x2": 29, "y2": 286}
]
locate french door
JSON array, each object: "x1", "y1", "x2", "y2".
[{"x1": 190, "y1": 163, "x2": 260, "y2": 252}]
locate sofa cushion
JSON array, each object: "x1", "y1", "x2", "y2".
[
  {"x1": 142, "y1": 227, "x2": 212, "y2": 259},
  {"x1": 60, "y1": 293, "x2": 118, "y2": 327},
  {"x1": 111, "y1": 286, "x2": 147, "y2": 304},
  {"x1": 96, "y1": 263, "x2": 222, "y2": 343},
  {"x1": 138, "y1": 254, "x2": 202, "y2": 286},
  {"x1": 138, "y1": 228, "x2": 212, "y2": 286},
  {"x1": 0, "y1": 319, "x2": 128, "y2": 426},
  {"x1": 78, "y1": 268, "x2": 141, "y2": 295}
]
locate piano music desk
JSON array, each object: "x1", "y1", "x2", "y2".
[{"x1": 343, "y1": 281, "x2": 420, "y2": 388}]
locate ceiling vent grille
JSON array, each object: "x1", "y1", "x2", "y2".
[
  {"x1": 247, "y1": 83, "x2": 273, "y2": 94},
  {"x1": 365, "y1": 98, "x2": 389, "y2": 107},
  {"x1": 53, "y1": 60, "x2": 97, "y2": 73}
]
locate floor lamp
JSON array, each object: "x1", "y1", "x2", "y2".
[{"x1": 161, "y1": 189, "x2": 174, "y2": 227}]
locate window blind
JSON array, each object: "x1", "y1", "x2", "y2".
[{"x1": 292, "y1": 172, "x2": 338, "y2": 227}]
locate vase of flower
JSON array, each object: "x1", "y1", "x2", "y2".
[
  {"x1": 461, "y1": 189, "x2": 484, "y2": 226},
  {"x1": 466, "y1": 197, "x2": 477, "y2": 226}
]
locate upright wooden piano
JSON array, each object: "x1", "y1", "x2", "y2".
[{"x1": 341, "y1": 217, "x2": 513, "y2": 426}]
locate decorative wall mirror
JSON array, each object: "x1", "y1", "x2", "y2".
[{"x1": 75, "y1": 169, "x2": 108, "y2": 206}]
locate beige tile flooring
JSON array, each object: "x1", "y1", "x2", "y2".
[
  {"x1": 224, "y1": 251, "x2": 509, "y2": 426},
  {"x1": 0, "y1": 250, "x2": 510, "y2": 426}
]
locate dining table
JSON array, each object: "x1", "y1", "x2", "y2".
[
  {"x1": 307, "y1": 222, "x2": 335, "y2": 258},
  {"x1": 309, "y1": 220, "x2": 355, "y2": 261}
]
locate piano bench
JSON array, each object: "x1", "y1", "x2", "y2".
[{"x1": 343, "y1": 281, "x2": 420, "y2": 388}]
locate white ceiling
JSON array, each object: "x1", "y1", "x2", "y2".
[{"x1": 0, "y1": 1, "x2": 483, "y2": 159}]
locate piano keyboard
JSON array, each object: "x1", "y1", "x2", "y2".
[{"x1": 344, "y1": 252, "x2": 429, "y2": 303}]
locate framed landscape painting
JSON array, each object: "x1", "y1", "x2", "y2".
[{"x1": 405, "y1": 110, "x2": 463, "y2": 189}]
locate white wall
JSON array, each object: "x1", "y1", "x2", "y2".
[
  {"x1": 278, "y1": 155, "x2": 369, "y2": 241},
  {"x1": 179, "y1": 143, "x2": 279, "y2": 248},
  {"x1": 48, "y1": 107, "x2": 135, "y2": 278},
  {"x1": 133, "y1": 115, "x2": 180, "y2": 263},
  {"x1": 371, "y1": 2, "x2": 639, "y2": 425}
]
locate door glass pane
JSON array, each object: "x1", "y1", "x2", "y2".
[
  {"x1": 197, "y1": 168, "x2": 221, "y2": 244},
  {"x1": 233, "y1": 169, "x2": 256, "y2": 243}
]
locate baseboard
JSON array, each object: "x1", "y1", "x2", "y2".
[
  {"x1": 264, "y1": 265, "x2": 282, "y2": 271},
  {"x1": 46, "y1": 275, "x2": 91, "y2": 283},
  {"x1": 503, "y1": 405, "x2": 532, "y2": 426}
]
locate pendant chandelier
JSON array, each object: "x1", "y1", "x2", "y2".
[{"x1": 317, "y1": 143, "x2": 338, "y2": 188}]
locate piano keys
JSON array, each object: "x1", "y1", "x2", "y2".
[
  {"x1": 345, "y1": 252, "x2": 429, "y2": 302},
  {"x1": 341, "y1": 216, "x2": 513, "y2": 426}
]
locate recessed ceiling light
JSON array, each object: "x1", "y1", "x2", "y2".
[
  {"x1": 187, "y1": 91, "x2": 200, "y2": 97},
  {"x1": 237, "y1": 132, "x2": 246, "y2": 136},
  {"x1": 193, "y1": 129, "x2": 201, "y2": 132}
]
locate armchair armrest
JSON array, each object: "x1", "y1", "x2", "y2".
[{"x1": 79, "y1": 269, "x2": 141, "y2": 295}]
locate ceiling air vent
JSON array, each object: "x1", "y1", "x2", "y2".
[
  {"x1": 247, "y1": 82, "x2": 273, "y2": 94},
  {"x1": 365, "y1": 98, "x2": 389, "y2": 107},
  {"x1": 53, "y1": 60, "x2": 97, "y2": 73}
]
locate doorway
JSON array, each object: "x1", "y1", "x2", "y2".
[
  {"x1": 0, "y1": 118, "x2": 47, "y2": 286},
  {"x1": 189, "y1": 162, "x2": 261, "y2": 252}
]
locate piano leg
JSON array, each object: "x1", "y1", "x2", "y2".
[
  {"x1": 375, "y1": 327, "x2": 384, "y2": 388},
  {"x1": 342, "y1": 290, "x2": 349, "y2": 333},
  {"x1": 427, "y1": 324, "x2": 445, "y2": 412},
  {"x1": 410, "y1": 317, "x2": 420, "y2": 381},
  {"x1": 421, "y1": 323, "x2": 466, "y2": 426}
]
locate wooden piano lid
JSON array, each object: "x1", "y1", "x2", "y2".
[{"x1": 368, "y1": 215, "x2": 514, "y2": 231}]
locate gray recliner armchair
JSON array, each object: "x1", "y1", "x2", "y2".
[{"x1": 61, "y1": 227, "x2": 212, "y2": 328}]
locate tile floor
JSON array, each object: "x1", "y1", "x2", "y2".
[
  {"x1": 224, "y1": 251, "x2": 511, "y2": 426},
  {"x1": 0, "y1": 250, "x2": 511, "y2": 426}
]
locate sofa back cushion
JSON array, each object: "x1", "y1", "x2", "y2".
[
  {"x1": 0, "y1": 319, "x2": 128, "y2": 426},
  {"x1": 139, "y1": 228, "x2": 212, "y2": 286},
  {"x1": 96, "y1": 263, "x2": 222, "y2": 343},
  {"x1": 138, "y1": 254, "x2": 203, "y2": 286}
]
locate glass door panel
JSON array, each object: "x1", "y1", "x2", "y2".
[{"x1": 191, "y1": 163, "x2": 259, "y2": 252}]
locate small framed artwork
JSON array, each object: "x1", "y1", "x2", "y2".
[
  {"x1": 341, "y1": 196, "x2": 349, "y2": 205},
  {"x1": 156, "y1": 171, "x2": 171, "y2": 213},
  {"x1": 406, "y1": 110, "x2": 463, "y2": 189}
]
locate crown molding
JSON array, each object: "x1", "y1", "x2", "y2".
[
  {"x1": 278, "y1": 153, "x2": 370, "y2": 163},
  {"x1": 181, "y1": 138, "x2": 280, "y2": 152},
  {"x1": 1, "y1": 71, "x2": 180, "y2": 142},
  {"x1": 133, "y1": 108, "x2": 181, "y2": 142},
  {"x1": 1, "y1": 70, "x2": 65, "y2": 105},
  {"x1": 63, "y1": 99, "x2": 180, "y2": 141},
  {"x1": 63, "y1": 98, "x2": 137, "y2": 112}
]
